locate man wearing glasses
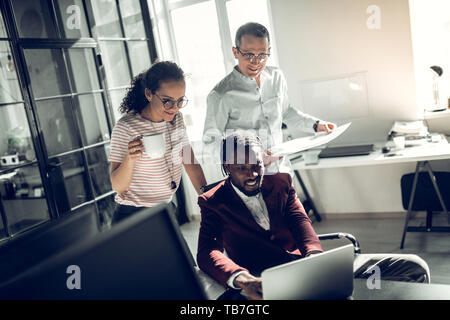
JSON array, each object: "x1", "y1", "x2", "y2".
[{"x1": 202, "y1": 22, "x2": 335, "y2": 178}]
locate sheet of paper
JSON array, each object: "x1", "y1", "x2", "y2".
[{"x1": 269, "y1": 122, "x2": 352, "y2": 156}]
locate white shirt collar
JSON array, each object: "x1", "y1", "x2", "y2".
[{"x1": 230, "y1": 180, "x2": 261, "y2": 201}]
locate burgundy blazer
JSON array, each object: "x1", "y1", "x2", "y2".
[{"x1": 197, "y1": 172, "x2": 323, "y2": 287}]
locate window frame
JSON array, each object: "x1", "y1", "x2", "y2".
[
  {"x1": 151, "y1": 0, "x2": 279, "y2": 141},
  {"x1": 156, "y1": 0, "x2": 278, "y2": 75},
  {"x1": 0, "y1": 0, "x2": 160, "y2": 242}
]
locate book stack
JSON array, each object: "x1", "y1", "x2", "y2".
[{"x1": 388, "y1": 120, "x2": 429, "y2": 139}]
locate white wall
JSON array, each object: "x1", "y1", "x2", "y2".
[
  {"x1": 270, "y1": 0, "x2": 420, "y2": 145},
  {"x1": 270, "y1": 0, "x2": 448, "y2": 215}
]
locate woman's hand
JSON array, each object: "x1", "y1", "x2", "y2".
[
  {"x1": 127, "y1": 135, "x2": 144, "y2": 162},
  {"x1": 233, "y1": 272, "x2": 263, "y2": 300},
  {"x1": 110, "y1": 136, "x2": 143, "y2": 194}
]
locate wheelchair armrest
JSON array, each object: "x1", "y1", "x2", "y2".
[{"x1": 318, "y1": 232, "x2": 361, "y2": 254}]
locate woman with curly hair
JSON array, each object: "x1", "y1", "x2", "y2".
[{"x1": 109, "y1": 61, "x2": 206, "y2": 223}]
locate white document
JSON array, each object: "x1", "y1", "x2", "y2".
[{"x1": 270, "y1": 122, "x2": 352, "y2": 156}]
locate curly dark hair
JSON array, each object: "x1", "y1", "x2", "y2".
[{"x1": 118, "y1": 61, "x2": 185, "y2": 114}]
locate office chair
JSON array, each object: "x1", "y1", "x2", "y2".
[
  {"x1": 400, "y1": 169, "x2": 450, "y2": 249},
  {"x1": 200, "y1": 180, "x2": 361, "y2": 254}
]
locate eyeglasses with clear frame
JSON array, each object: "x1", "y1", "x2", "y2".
[
  {"x1": 154, "y1": 93, "x2": 189, "y2": 110},
  {"x1": 236, "y1": 47, "x2": 271, "y2": 63}
]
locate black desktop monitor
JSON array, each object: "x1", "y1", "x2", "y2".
[{"x1": 0, "y1": 204, "x2": 207, "y2": 300}]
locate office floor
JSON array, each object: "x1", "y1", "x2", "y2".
[{"x1": 180, "y1": 213, "x2": 450, "y2": 285}]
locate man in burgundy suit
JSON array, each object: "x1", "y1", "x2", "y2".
[{"x1": 197, "y1": 131, "x2": 430, "y2": 300}]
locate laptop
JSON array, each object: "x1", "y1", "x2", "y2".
[
  {"x1": 319, "y1": 144, "x2": 374, "y2": 158},
  {"x1": 261, "y1": 244, "x2": 354, "y2": 300}
]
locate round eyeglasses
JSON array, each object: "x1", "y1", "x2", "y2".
[
  {"x1": 154, "y1": 93, "x2": 189, "y2": 110},
  {"x1": 236, "y1": 47, "x2": 271, "y2": 63}
]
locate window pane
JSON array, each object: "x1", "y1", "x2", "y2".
[
  {"x1": 0, "y1": 104, "x2": 36, "y2": 165},
  {"x1": 90, "y1": 0, "x2": 123, "y2": 38},
  {"x1": 50, "y1": 152, "x2": 91, "y2": 209},
  {"x1": 152, "y1": 0, "x2": 164, "y2": 14},
  {"x1": 66, "y1": 48, "x2": 100, "y2": 93},
  {"x1": 156, "y1": 18, "x2": 175, "y2": 60},
  {"x1": 97, "y1": 194, "x2": 115, "y2": 230},
  {"x1": 99, "y1": 41, "x2": 131, "y2": 88},
  {"x1": 127, "y1": 41, "x2": 151, "y2": 76},
  {"x1": 171, "y1": 1, "x2": 227, "y2": 141},
  {"x1": 36, "y1": 98, "x2": 81, "y2": 156},
  {"x1": 0, "y1": 42, "x2": 23, "y2": 104},
  {"x1": 226, "y1": 0, "x2": 278, "y2": 66},
  {"x1": 148, "y1": 0, "x2": 175, "y2": 60},
  {"x1": 86, "y1": 144, "x2": 111, "y2": 197},
  {"x1": 119, "y1": 0, "x2": 146, "y2": 38},
  {"x1": 11, "y1": 0, "x2": 58, "y2": 38},
  {"x1": 0, "y1": 164, "x2": 50, "y2": 235},
  {"x1": 76, "y1": 93, "x2": 110, "y2": 146},
  {"x1": 109, "y1": 88, "x2": 127, "y2": 123},
  {"x1": 0, "y1": 213, "x2": 6, "y2": 240},
  {"x1": 56, "y1": 0, "x2": 90, "y2": 38},
  {"x1": 24, "y1": 49, "x2": 71, "y2": 98},
  {"x1": 0, "y1": 10, "x2": 7, "y2": 37}
]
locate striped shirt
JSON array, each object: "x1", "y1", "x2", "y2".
[{"x1": 109, "y1": 112, "x2": 190, "y2": 207}]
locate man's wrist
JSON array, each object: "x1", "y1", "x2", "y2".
[
  {"x1": 233, "y1": 271, "x2": 257, "y2": 289},
  {"x1": 313, "y1": 120, "x2": 320, "y2": 132},
  {"x1": 227, "y1": 271, "x2": 248, "y2": 289}
]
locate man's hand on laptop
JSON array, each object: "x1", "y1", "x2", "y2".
[
  {"x1": 305, "y1": 250, "x2": 323, "y2": 257},
  {"x1": 233, "y1": 272, "x2": 263, "y2": 300}
]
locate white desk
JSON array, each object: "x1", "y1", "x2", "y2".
[
  {"x1": 291, "y1": 138, "x2": 450, "y2": 170},
  {"x1": 290, "y1": 137, "x2": 450, "y2": 248}
]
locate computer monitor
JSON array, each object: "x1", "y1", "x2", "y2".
[
  {"x1": 298, "y1": 72, "x2": 390, "y2": 145},
  {"x1": 0, "y1": 204, "x2": 207, "y2": 300}
]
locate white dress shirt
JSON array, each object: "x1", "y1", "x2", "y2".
[
  {"x1": 230, "y1": 182, "x2": 270, "y2": 230},
  {"x1": 202, "y1": 66, "x2": 320, "y2": 175},
  {"x1": 226, "y1": 181, "x2": 271, "y2": 289}
]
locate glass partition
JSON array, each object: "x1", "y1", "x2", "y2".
[
  {"x1": 23, "y1": 49, "x2": 71, "y2": 99},
  {"x1": 0, "y1": 42, "x2": 22, "y2": 104},
  {"x1": 11, "y1": 0, "x2": 58, "y2": 38},
  {"x1": 0, "y1": 164, "x2": 50, "y2": 235}
]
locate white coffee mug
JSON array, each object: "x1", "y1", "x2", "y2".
[
  {"x1": 142, "y1": 133, "x2": 166, "y2": 158},
  {"x1": 393, "y1": 136, "x2": 405, "y2": 150}
]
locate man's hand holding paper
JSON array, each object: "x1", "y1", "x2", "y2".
[{"x1": 269, "y1": 122, "x2": 352, "y2": 157}]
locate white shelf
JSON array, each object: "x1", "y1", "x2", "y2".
[
  {"x1": 423, "y1": 108, "x2": 450, "y2": 120},
  {"x1": 291, "y1": 137, "x2": 450, "y2": 171}
]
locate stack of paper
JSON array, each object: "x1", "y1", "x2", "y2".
[{"x1": 389, "y1": 121, "x2": 428, "y2": 137}]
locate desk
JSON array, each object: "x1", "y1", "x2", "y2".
[
  {"x1": 352, "y1": 279, "x2": 450, "y2": 300},
  {"x1": 290, "y1": 138, "x2": 450, "y2": 247},
  {"x1": 200, "y1": 275, "x2": 450, "y2": 300},
  {"x1": 291, "y1": 139, "x2": 450, "y2": 170}
]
